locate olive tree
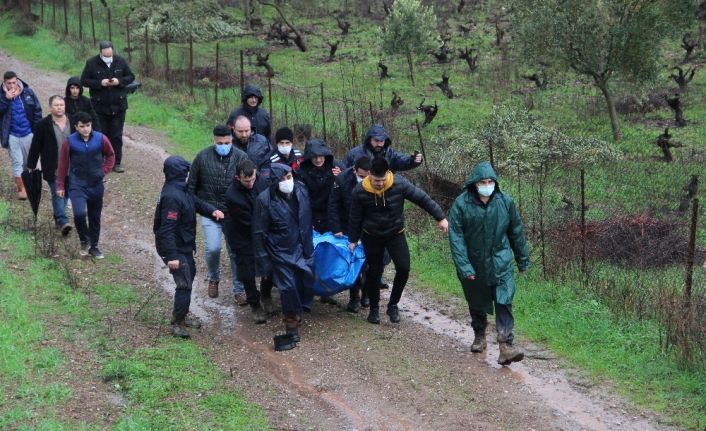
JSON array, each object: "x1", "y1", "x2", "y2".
[
  {"x1": 380, "y1": 0, "x2": 441, "y2": 85},
  {"x1": 511, "y1": 0, "x2": 694, "y2": 141}
]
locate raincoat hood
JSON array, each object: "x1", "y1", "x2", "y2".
[
  {"x1": 163, "y1": 155, "x2": 190, "y2": 183},
  {"x1": 363, "y1": 124, "x2": 392, "y2": 151},
  {"x1": 302, "y1": 139, "x2": 334, "y2": 167},
  {"x1": 65, "y1": 76, "x2": 84, "y2": 98},
  {"x1": 464, "y1": 161, "x2": 499, "y2": 190},
  {"x1": 270, "y1": 162, "x2": 292, "y2": 181},
  {"x1": 241, "y1": 84, "x2": 263, "y2": 107}
]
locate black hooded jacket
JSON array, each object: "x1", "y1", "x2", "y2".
[
  {"x1": 154, "y1": 156, "x2": 217, "y2": 262},
  {"x1": 297, "y1": 139, "x2": 342, "y2": 231},
  {"x1": 64, "y1": 77, "x2": 101, "y2": 132},
  {"x1": 226, "y1": 84, "x2": 272, "y2": 140},
  {"x1": 223, "y1": 173, "x2": 269, "y2": 257}
]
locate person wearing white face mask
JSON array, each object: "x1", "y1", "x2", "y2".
[
  {"x1": 264, "y1": 127, "x2": 304, "y2": 181},
  {"x1": 448, "y1": 161, "x2": 530, "y2": 366},
  {"x1": 253, "y1": 163, "x2": 315, "y2": 350},
  {"x1": 80, "y1": 41, "x2": 135, "y2": 173}
]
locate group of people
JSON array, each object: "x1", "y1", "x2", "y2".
[
  {"x1": 2, "y1": 41, "x2": 530, "y2": 365},
  {"x1": 1, "y1": 41, "x2": 133, "y2": 258}
]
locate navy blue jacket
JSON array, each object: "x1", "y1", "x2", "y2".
[
  {"x1": 234, "y1": 133, "x2": 272, "y2": 169},
  {"x1": 253, "y1": 182, "x2": 313, "y2": 279},
  {"x1": 0, "y1": 79, "x2": 42, "y2": 148},
  {"x1": 297, "y1": 139, "x2": 343, "y2": 232},
  {"x1": 154, "y1": 156, "x2": 217, "y2": 263},
  {"x1": 343, "y1": 124, "x2": 420, "y2": 171},
  {"x1": 226, "y1": 84, "x2": 272, "y2": 141},
  {"x1": 56, "y1": 131, "x2": 115, "y2": 191},
  {"x1": 327, "y1": 166, "x2": 359, "y2": 236}
]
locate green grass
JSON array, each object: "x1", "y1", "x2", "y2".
[{"x1": 0, "y1": 202, "x2": 271, "y2": 430}]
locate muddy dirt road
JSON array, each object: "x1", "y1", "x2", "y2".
[{"x1": 0, "y1": 50, "x2": 684, "y2": 430}]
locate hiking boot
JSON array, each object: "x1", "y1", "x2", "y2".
[
  {"x1": 79, "y1": 242, "x2": 90, "y2": 256},
  {"x1": 89, "y1": 246, "x2": 105, "y2": 259},
  {"x1": 14, "y1": 177, "x2": 26, "y2": 200},
  {"x1": 234, "y1": 292, "x2": 248, "y2": 306},
  {"x1": 112, "y1": 164, "x2": 125, "y2": 173},
  {"x1": 171, "y1": 313, "x2": 202, "y2": 328},
  {"x1": 470, "y1": 332, "x2": 487, "y2": 353},
  {"x1": 261, "y1": 296, "x2": 275, "y2": 314},
  {"x1": 283, "y1": 314, "x2": 300, "y2": 342},
  {"x1": 346, "y1": 299, "x2": 361, "y2": 313},
  {"x1": 251, "y1": 305, "x2": 268, "y2": 324},
  {"x1": 207, "y1": 280, "x2": 219, "y2": 298},
  {"x1": 60, "y1": 223, "x2": 73, "y2": 237},
  {"x1": 360, "y1": 297, "x2": 370, "y2": 308},
  {"x1": 367, "y1": 306, "x2": 380, "y2": 324},
  {"x1": 386, "y1": 304, "x2": 401, "y2": 323},
  {"x1": 172, "y1": 322, "x2": 190, "y2": 339},
  {"x1": 286, "y1": 327, "x2": 301, "y2": 343},
  {"x1": 498, "y1": 342, "x2": 524, "y2": 366}
]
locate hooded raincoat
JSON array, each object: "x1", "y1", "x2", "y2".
[
  {"x1": 298, "y1": 139, "x2": 342, "y2": 232},
  {"x1": 64, "y1": 76, "x2": 100, "y2": 132},
  {"x1": 448, "y1": 162, "x2": 529, "y2": 314},
  {"x1": 343, "y1": 124, "x2": 420, "y2": 171},
  {"x1": 226, "y1": 84, "x2": 272, "y2": 140}
]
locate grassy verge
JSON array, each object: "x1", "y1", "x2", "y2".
[
  {"x1": 0, "y1": 199, "x2": 271, "y2": 430},
  {"x1": 408, "y1": 228, "x2": 706, "y2": 429}
]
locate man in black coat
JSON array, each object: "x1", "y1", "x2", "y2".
[
  {"x1": 80, "y1": 40, "x2": 135, "y2": 173},
  {"x1": 348, "y1": 158, "x2": 448, "y2": 324},
  {"x1": 27, "y1": 95, "x2": 72, "y2": 235},
  {"x1": 254, "y1": 163, "x2": 314, "y2": 348},
  {"x1": 328, "y1": 156, "x2": 371, "y2": 312},
  {"x1": 154, "y1": 155, "x2": 223, "y2": 338},
  {"x1": 224, "y1": 159, "x2": 273, "y2": 323}
]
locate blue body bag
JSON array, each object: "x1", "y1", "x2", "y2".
[{"x1": 312, "y1": 231, "x2": 366, "y2": 296}]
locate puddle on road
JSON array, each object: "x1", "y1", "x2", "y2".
[{"x1": 399, "y1": 290, "x2": 676, "y2": 431}]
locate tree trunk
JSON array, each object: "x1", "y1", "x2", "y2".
[
  {"x1": 406, "y1": 50, "x2": 415, "y2": 86},
  {"x1": 244, "y1": 0, "x2": 252, "y2": 31},
  {"x1": 595, "y1": 77, "x2": 622, "y2": 141}
]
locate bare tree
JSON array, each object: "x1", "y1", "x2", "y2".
[
  {"x1": 378, "y1": 60, "x2": 390, "y2": 79},
  {"x1": 335, "y1": 16, "x2": 351, "y2": 35},
  {"x1": 459, "y1": 47, "x2": 479, "y2": 73},
  {"x1": 665, "y1": 94, "x2": 687, "y2": 127},
  {"x1": 258, "y1": 1, "x2": 307, "y2": 52},
  {"x1": 681, "y1": 33, "x2": 698, "y2": 62},
  {"x1": 656, "y1": 127, "x2": 682, "y2": 162},
  {"x1": 670, "y1": 66, "x2": 697, "y2": 90},
  {"x1": 326, "y1": 40, "x2": 340, "y2": 62},
  {"x1": 435, "y1": 73, "x2": 454, "y2": 98},
  {"x1": 522, "y1": 66, "x2": 548, "y2": 90},
  {"x1": 417, "y1": 98, "x2": 439, "y2": 126},
  {"x1": 256, "y1": 53, "x2": 275, "y2": 77},
  {"x1": 390, "y1": 91, "x2": 404, "y2": 113}
]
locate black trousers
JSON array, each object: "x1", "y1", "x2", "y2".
[
  {"x1": 97, "y1": 111, "x2": 126, "y2": 165},
  {"x1": 361, "y1": 232, "x2": 410, "y2": 308},
  {"x1": 469, "y1": 292, "x2": 515, "y2": 344},
  {"x1": 171, "y1": 253, "x2": 196, "y2": 321}
]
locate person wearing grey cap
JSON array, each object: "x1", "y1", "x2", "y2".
[
  {"x1": 187, "y1": 125, "x2": 248, "y2": 303},
  {"x1": 80, "y1": 40, "x2": 135, "y2": 173}
]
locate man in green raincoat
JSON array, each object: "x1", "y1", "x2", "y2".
[{"x1": 449, "y1": 161, "x2": 529, "y2": 365}]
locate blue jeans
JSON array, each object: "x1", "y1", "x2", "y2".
[
  {"x1": 48, "y1": 179, "x2": 69, "y2": 226},
  {"x1": 200, "y1": 216, "x2": 244, "y2": 294},
  {"x1": 69, "y1": 182, "x2": 103, "y2": 247}
]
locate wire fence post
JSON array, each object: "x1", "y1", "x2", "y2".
[
  {"x1": 144, "y1": 26, "x2": 150, "y2": 76},
  {"x1": 107, "y1": 7, "x2": 112, "y2": 41},
  {"x1": 488, "y1": 141, "x2": 494, "y2": 167},
  {"x1": 189, "y1": 34, "x2": 194, "y2": 97},
  {"x1": 580, "y1": 168, "x2": 587, "y2": 277},
  {"x1": 164, "y1": 32, "x2": 169, "y2": 81},
  {"x1": 215, "y1": 43, "x2": 220, "y2": 109},
  {"x1": 320, "y1": 82, "x2": 327, "y2": 142},
  {"x1": 284, "y1": 103, "x2": 288, "y2": 125},
  {"x1": 63, "y1": 0, "x2": 68, "y2": 36},
  {"x1": 125, "y1": 16, "x2": 131, "y2": 63},
  {"x1": 350, "y1": 120, "x2": 357, "y2": 144},
  {"x1": 77, "y1": 0, "x2": 83, "y2": 41},
  {"x1": 268, "y1": 75, "x2": 273, "y2": 125},
  {"x1": 40, "y1": 0, "x2": 44, "y2": 24},
  {"x1": 52, "y1": 0, "x2": 56, "y2": 29},
  {"x1": 89, "y1": 1, "x2": 95, "y2": 45},
  {"x1": 539, "y1": 164, "x2": 547, "y2": 280},
  {"x1": 684, "y1": 198, "x2": 698, "y2": 308},
  {"x1": 239, "y1": 49, "x2": 244, "y2": 93}
]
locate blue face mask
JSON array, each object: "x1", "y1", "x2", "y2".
[
  {"x1": 477, "y1": 184, "x2": 495, "y2": 197},
  {"x1": 215, "y1": 143, "x2": 232, "y2": 156}
]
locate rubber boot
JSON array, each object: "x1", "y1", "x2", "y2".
[
  {"x1": 498, "y1": 342, "x2": 524, "y2": 365},
  {"x1": 172, "y1": 313, "x2": 201, "y2": 329},
  {"x1": 251, "y1": 304, "x2": 268, "y2": 324},
  {"x1": 14, "y1": 177, "x2": 26, "y2": 200},
  {"x1": 283, "y1": 314, "x2": 300, "y2": 343},
  {"x1": 261, "y1": 296, "x2": 275, "y2": 314},
  {"x1": 367, "y1": 306, "x2": 380, "y2": 324},
  {"x1": 470, "y1": 331, "x2": 487, "y2": 353},
  {"x1": 171, "y1": 320, "x2": 190, "y2": 338},
  {"x1": 346, "y1": 288, "x2": 361, "y2": 313}
]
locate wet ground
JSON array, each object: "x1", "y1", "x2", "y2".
[{"x1": 0, "y1": 50, "x2": 686, "y2": 430}]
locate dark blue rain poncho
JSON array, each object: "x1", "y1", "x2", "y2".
[
  {"x1": 226, "y1": 84, "x2": 272, "y2": 140},
  {"x1": 253, "y1": 163, "x2": 314, "y2": 315}
]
